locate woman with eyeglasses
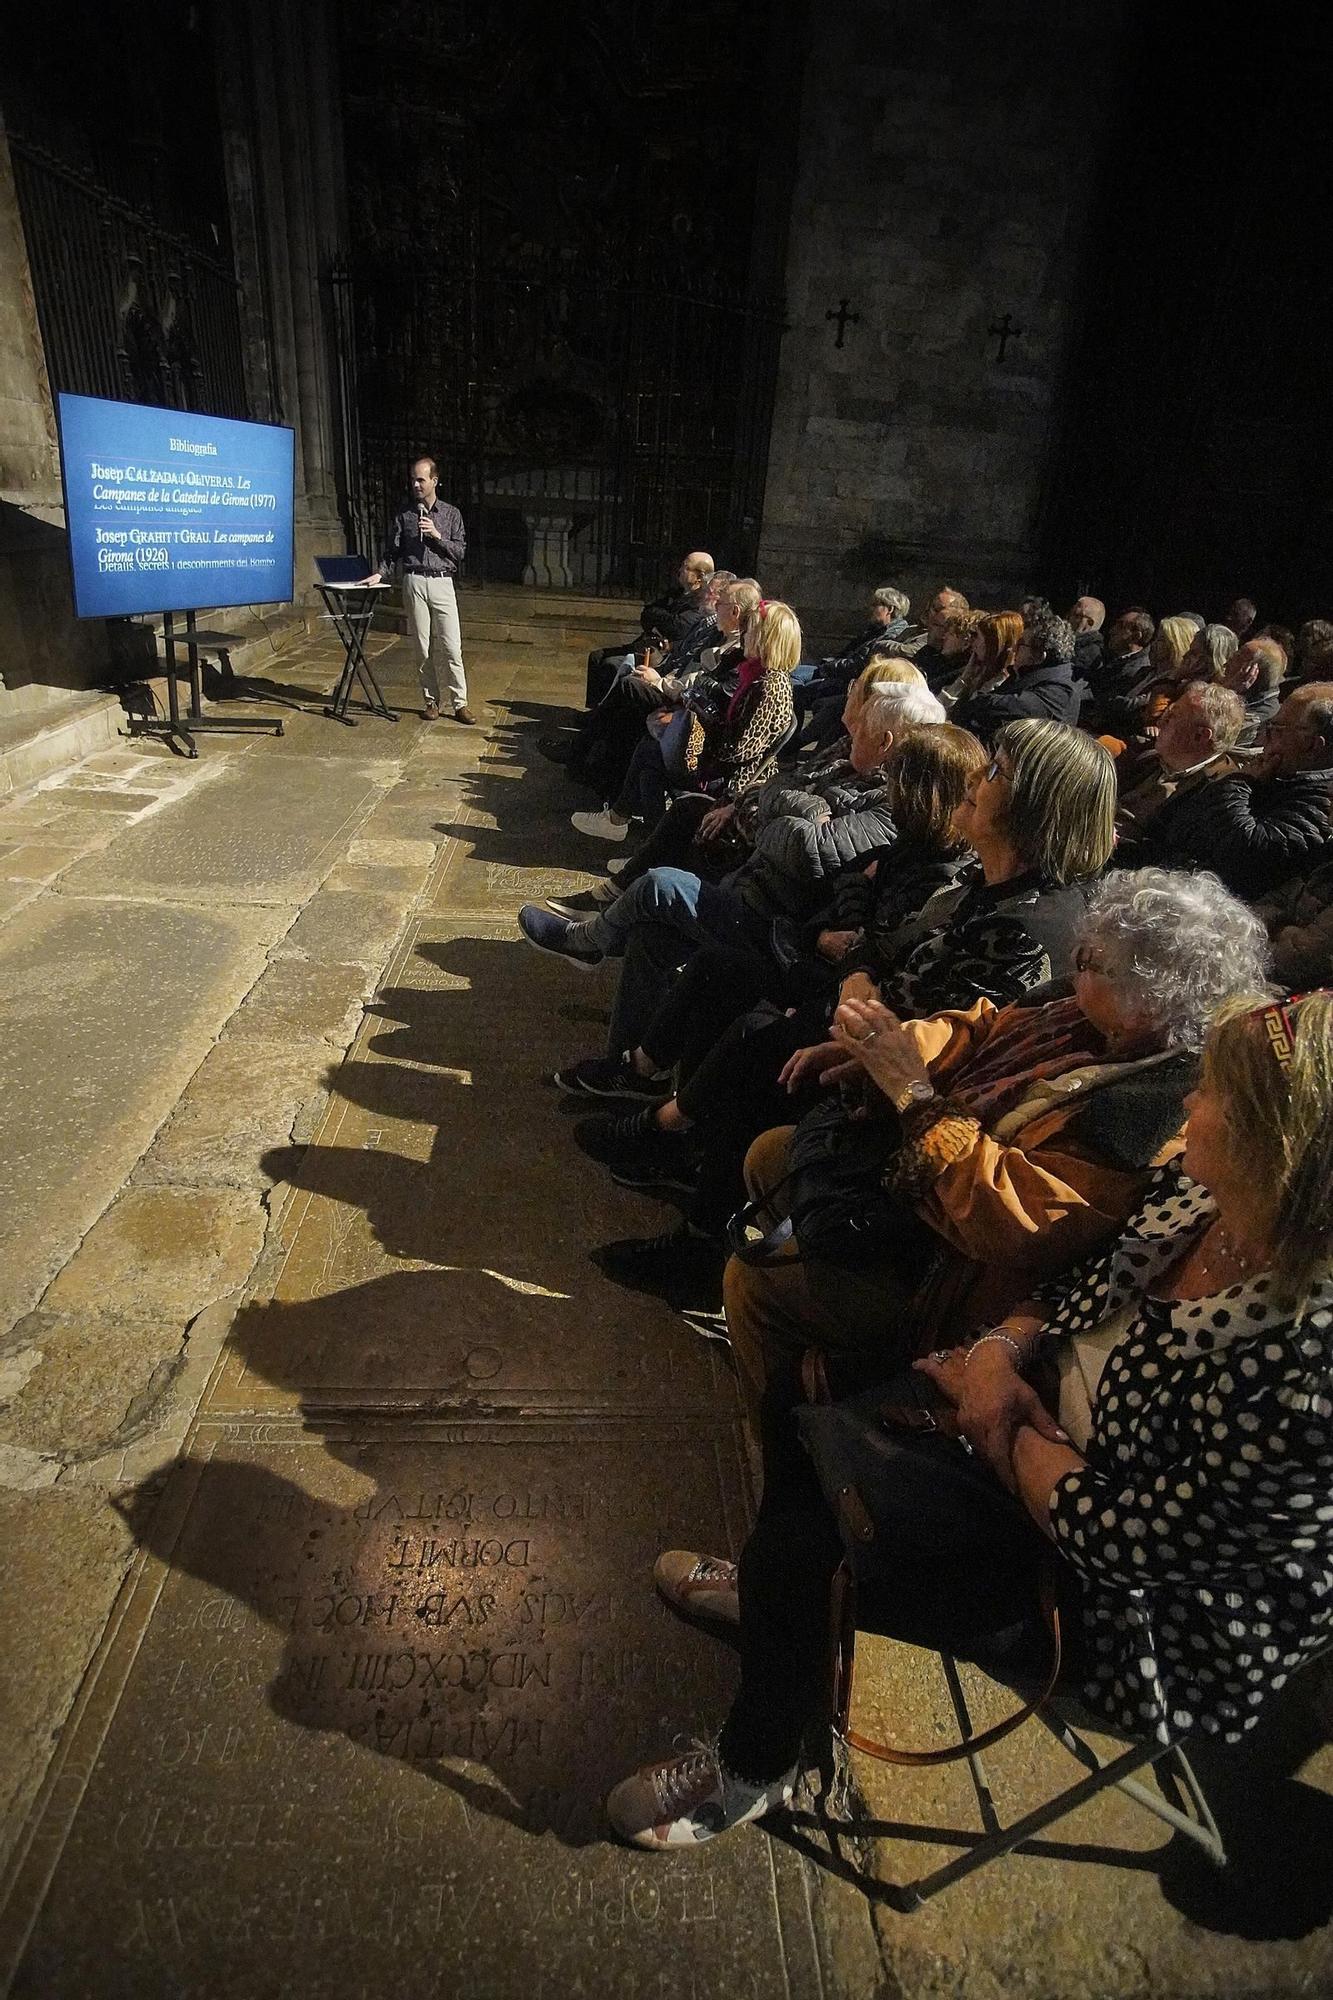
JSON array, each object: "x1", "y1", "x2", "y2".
[
  {"x1": 575, "y1": 720, "x2": 1121, "y2": 1306},
  {"x1": 608, "y1": 989, "x2": 1333, "y2": 1850}
]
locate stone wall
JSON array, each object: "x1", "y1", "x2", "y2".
[
  {"x1": 759, "y1": 0, "x2": 1119, "y2": 644},
  {"x1": 0, "y1": 115, "x2": 109, "y2": 701}
]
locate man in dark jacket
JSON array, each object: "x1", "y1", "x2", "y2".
[
  {"x1": 1222, "y1": 635, "x2": 1285, "y2": 746},
  {"x1": 1080, "y1": 606, "x2": 1155, "y2": 720},
  {"x1": 1117, "y1": 682, "x2": 1333, "y2": 899},
  {"x1": 583, "y1": 550, "x2": 715, "y2": 706},
  {"x1": 954, "y1": 609, "x2": 1080, "y2": 739},
  {"x1": 910, "y1": 585, "x2": 971, "y2": 691},
  {"x1": 795, "y1": 586, "x2": 914, "y2": 746},
  {"x1": 1068, "y1": 595, "x2": 1106, "y2": 683}
]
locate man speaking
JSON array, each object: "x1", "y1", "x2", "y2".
[{"x1": 365, "y1": 457, "x2": 475, "y2": 724}]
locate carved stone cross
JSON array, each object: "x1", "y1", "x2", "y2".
[
  {"x1": 825, "y1": 298, "x2": 861, "y2": 349},
  {"x1": 987, "y1": 312, "x2": 1023, "y2": 363}
]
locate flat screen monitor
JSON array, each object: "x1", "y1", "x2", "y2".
[{"x1": 56, "y1": 392, "x2": 296, "y2": 619}]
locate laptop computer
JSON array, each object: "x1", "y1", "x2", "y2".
[{"x1": 315, "y1": 553, "x2": 385, "y2": 586}]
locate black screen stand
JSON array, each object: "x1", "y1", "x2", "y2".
[
  {"x1": 317, "y1": 583, "x2": 397, "y2": 726},
  {"x1": 129, "y1": 609, "x2": 285, "y2": 758}
]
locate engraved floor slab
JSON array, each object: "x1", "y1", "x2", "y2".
[{"x1": 3, "y1": 1418, "x2": 821, "y2": 2000}]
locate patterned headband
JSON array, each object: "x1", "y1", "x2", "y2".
[{"x1": 1253, "y1": 992, "x2": 1319, "y2": 1070}]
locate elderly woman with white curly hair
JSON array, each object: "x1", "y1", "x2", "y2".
[{"x1": 720, "y1": 867, "x2": 1273, "y2": 1442}]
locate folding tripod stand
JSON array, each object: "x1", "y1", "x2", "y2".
[{"x1": 317, "y1": 581, "x2": 397, "y2": 726}]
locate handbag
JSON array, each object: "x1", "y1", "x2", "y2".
[
  {"x1": 726, "y1": 1091, "x2": 922, "y2": 1271},
  {"x1": 798, "y1": 1372, "x2": 1062, "y2": 1765}
]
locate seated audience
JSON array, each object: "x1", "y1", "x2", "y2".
[
  {"x1": 521, "y1": 680, "x2": 943, "y2": 1059},
  {"x1": 913, "y1": 586, "x2": 973, "y2": 690},
  {"x1": 1067, "y1": 594, "x2": 1106, "y2": 680},
  {"x1": 1101, "y1": 617, "x2": 1237, "y2": 745},
  {"x1": 547, "y1": 570, "x2": 734, "y2": 792},
  {"x1": 1222, "y1": 593, "x2": 1260, "y2": 642},
  {"x1": 953, "y1": 608, "x2": 1080, "y2": 736},
  {"x1": 1115, "y1": 681, "x2": 1246, "y2": 831},
  {"x1": 1079, "y1": 605, "x2": 1155, "y2": 716},
  {"x1": 1117, "y1": 681, "x2": 1333, "y2": 898},
  {"x1": 799, "y1": 587, "x2": 913, "y2": 707},
  {"x1": 580, "y1": 549, "x2": 714, "y2": 708},
  {"x1": 571, "y1": 722, "x2": 1116, "y2": 1301},
  {"x1": 1222, "y1": 634, "x2": 1286, "y2": 744},
  {"x1": 608, "y1": 988, "x2": 1333, "y2": 1849},
  {"x1": 572, "y1": 657, "x2": 925, "y2": 902},
  {"x1": 1255, "y1": 849, "x2": 1333, "y2": 988},
  {"x1": 568, "y1": 597, "x2": 797, "y2": 845},
  {"x1": 940, "y1": 610, "x2": 1023, "y2": 709},
  {"x1": 1294, "y1": 618, "x2": 1333, "y2": 684}
]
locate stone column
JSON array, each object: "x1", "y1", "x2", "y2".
[
  {"x1": 213, "y1": 0, "x2": 350, "y2": 602},
  {"x1": 0, "y1": 112, "x2": 110, "y2": 703}
]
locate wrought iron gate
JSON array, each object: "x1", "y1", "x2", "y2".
[
  {"x1": 330, "y1": 263, "x2": 784, "y2": 595},
  {"x1": 333, "y1": 0, "x2": 798, "y2": 595},
  {"x1": 8, "y1": 133, "x2": 248, "y2": 420}
]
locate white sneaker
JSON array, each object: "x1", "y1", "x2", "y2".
[
  {"x1": 571, "y1": 806, "x2": 631, "y2": 843},
  {"x1": 654, "y1": 1550, "x2": 739, "y2": 1626},
  {"x1": 607, "y1": 855, "x2": 632, "y2": 877},
  {"x1": 607, "y1": 1741, "x2": 793, "y2": 1849}
]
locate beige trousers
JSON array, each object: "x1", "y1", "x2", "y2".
[{"x1": 403, "y1": 573, "x2": 467, "y2": 710}]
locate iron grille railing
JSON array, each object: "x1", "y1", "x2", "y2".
[
  {"x1": 330, "y1": 264, "x2": 784, "y2": 595},
  {"x1": 8, "y1": 133, "x2": 249, "y2": 420}
]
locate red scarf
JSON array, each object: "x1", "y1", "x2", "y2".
[
  {"x1": 725, "y1": 654, "x2": 765, "y2": 723},
  {"x1": 951, "y1": 997, "x2": 1107, "y2": 1124}
]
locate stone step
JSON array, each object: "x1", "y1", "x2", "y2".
[
  {"x1": 377, "y1": 583, "x2": 643, "y2": 653},
  {"x1": 144, "y1": 609, "x2": 310, "y2": 680},
  {"x1": 0, "y1": 688, "x2": 126, "y2": 800}
]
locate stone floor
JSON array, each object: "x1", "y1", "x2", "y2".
[{"x1": 0, "y1": 624, "x2": 1329, "y2": 1997}]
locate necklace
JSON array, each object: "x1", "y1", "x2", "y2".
[{"x1": 1192, "y1": 1218, "x2": 1266, "y2": 1286}]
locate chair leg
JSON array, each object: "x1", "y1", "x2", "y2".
[
  {"x1": 1038, "y1": 1711, "x2": 1227, "y2": 1868},
  {"x1": 900, "y1": 1739, "x2": 1164, "y2": 1906},
  {"x1": 940, "y1": 1652, "x2": 1002, "y2": 1837}
]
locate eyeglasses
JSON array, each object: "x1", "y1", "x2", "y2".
[
  {"x1": 1074, "y1": 946, "x2": 1110, "y2": 976},
  {"x1": 983, "y1": 756, "x2": 1009, "y2": 783}
]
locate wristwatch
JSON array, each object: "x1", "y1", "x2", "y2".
[{"x1": 893, "y1": 1077, "x2": 936, "y2": 1115}]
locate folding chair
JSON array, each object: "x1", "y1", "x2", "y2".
[{"x1": 823, "y1": 1555, "x2": 1227, "y2": 1908}]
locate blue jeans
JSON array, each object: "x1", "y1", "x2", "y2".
[{"x1": 582, "y1": 867, "x2": 767, "y2": 1054}]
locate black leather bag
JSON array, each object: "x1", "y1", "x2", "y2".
[{"x1": 727, "y1": 1092, "x2": 913, "y2": 1269}]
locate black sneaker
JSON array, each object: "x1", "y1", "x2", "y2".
[
  {"x1": 574, "y1": 1107, "x2": 690, "y2": 1172},
  {"x1": 593, "y1": 1226, "x2": 725, "y2": 1312},
  {"x1": 552, "y1": 1054, "x2": 669, "y2": 1102}
]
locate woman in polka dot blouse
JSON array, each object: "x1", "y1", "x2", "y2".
[{"x1": 607, "y1": 990, "x2": 1333, "y2": 1851}]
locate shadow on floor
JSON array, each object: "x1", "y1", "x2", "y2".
[{"x1": 114, "y1": 921, "x2": 742, "y2": 1854}]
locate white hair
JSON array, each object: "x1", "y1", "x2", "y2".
[
  {"x1": 862, "y1": 682, "x2": 946, "y2": 735},
  {"x1": 1077, "y1": 868, "x2": 1272, "y2": 1051}
]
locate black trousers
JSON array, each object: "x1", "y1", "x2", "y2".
[
  {"x1": 614, "y1": 794, "x2": 745, "y2": 892},
  {"x1": 644, "y1": 970, "x2": 826, "y2": 1231},
  {"x1": 716, "y1": 1372, "x2": 1080, "y2": 1783},
  {"x1": 568, "y1": 674, "x2": 660, "y2": 796}
]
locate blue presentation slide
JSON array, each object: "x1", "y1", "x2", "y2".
[{"x1": 57, "y1": 393, "x2": 295, "y2": 619}]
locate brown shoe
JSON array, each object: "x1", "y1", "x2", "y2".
[
  {"x1": 454, "y1": 705, "x2": 478, "y2": 726},
  {"x1": 422, "y1": 698, "x2": 440, "y2": 721}
]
